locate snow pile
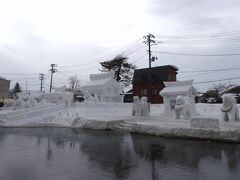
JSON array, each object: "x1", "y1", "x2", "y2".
[
  {"x1": 40, "y1": 92, "x2": 73, "y2": 106},
  {"x1": 3, "y1": 97, "x2": 39, "y2": 110},
  {"x1": 0, "y1": 103, "x2": 228, "y2": 125},
  {"x1": 1, "y1": 101, "x2": 240, "y2": 142},
  {"x1": 3, "y1": 92, "x2": 73, "y2": 111},
  {"x1": 0, "y1": 104, "x2": 77, "y2": 127}
]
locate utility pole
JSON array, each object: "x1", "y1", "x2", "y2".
[
  {"x1": 25, "y1": 81, "x2": 28, "y2": 93},
  {"x1": 143, "y1": 33, "x2": 158, "y2": 68},
  {"x1": 49, "y1": 64, "x2": 57, "y2": 92},
  {"x1": 39, "y1": 73, "x2": 45, "y2": 92}
]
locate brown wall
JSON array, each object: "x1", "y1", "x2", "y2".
[
  {"x1": 133, "y1": 68, "x2": 177, "y2": 104},
  {"x1": 0, "y1": 79, "x2": 10, "y2": 99},
  {"x1": 133, "y1": 83, "x2": 165, "y2": 104},
  {"x1": 168, "y1": 68, "x2": 177, "y2": 81}
]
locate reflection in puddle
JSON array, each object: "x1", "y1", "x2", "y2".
[{"x1": 0, "y1": 128, "x2": 239, "y2": 180}]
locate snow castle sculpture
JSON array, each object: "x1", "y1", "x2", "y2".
[
  {"x1": 221, "y1": 94, "x2": 239, "y2": 122},
  {"x1": 81, "y1": 71, "x2": 123, "y2": 103},
  {"x1": 160, "y1": 80, "x2": 199, "y2": 117}
]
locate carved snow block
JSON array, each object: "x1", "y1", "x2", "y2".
[{"x1": 190, "y1": 117, "x2": 220, "y2": 130}]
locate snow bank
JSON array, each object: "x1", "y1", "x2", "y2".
[{"x1": 1, "y1": 102, "x2": 240, "y2": 142}]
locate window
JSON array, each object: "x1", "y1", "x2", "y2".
[
  {"x1": 151, "y1": 88, "x2": 158, "y2": 96},
  {"x1": 140, "y1": 89, "x2": 148, "y2": 96}
]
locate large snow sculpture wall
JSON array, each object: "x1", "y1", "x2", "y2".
[{"x1": 81, "y1": 71, "x2": 123, "y2": 103}]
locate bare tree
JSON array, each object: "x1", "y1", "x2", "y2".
[
  {"x1": 68, "y1": 75, "x2": 80, "y2": 92},
  {"x1": 213, "y1": 82, "x2": 230, "y2": 94}
]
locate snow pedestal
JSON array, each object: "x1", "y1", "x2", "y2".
[
  {"x1": 190, "y1": 117, "x2": 220, "y2": 130},
  {"x1": 159, "y1": 80, "x2": 199, "y2": 117}
]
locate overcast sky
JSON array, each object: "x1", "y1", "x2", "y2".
[{"x1": 1, "y1": 0, "x2": 240, "y2": 92}]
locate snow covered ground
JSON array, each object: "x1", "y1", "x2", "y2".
[{"x1": 1, "y1": 103, "x2": 240, "y2": 142}]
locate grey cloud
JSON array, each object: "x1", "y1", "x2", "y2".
[
  {"x1": 148, "y1": 0, "x2": 240, "y2": 30},
  {"x1": 11, "y1": 23, "x2": 49, "y2": 48}
]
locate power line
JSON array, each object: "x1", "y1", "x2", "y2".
[
  {"x1": 0, "y1": 73, "x2": 39, "y2": 76},
  {"x1": 58, "y1": 66, "x2": 99, "y2": 73},
  {"x1": 155, "y1": 30, "x2": 240, "y2": 39},
  {"x1": 160, "y1": 39, "x2": 240, "y2": 45},
  {"x1": 57, "y1": 38, "x2": 144, "y2": 68},
  {"x1": 194, "y1": 76, "x2": 240, "y2": 84},
  {"x1": 152, "y1": 51, "x2": 240, "y2": 57},
  {"x1": 154, "y1": 30, "x2": 240, "y2": 45},
  {"x1": 7, "y1": 77, "x2": 39, "y2": 80},
  {"x1": 179, "y1": 71, "x2": 216, "y2": 80},
  {"x1": 131, "y1": 54, "x2": 148, "y2": 65},
  {"x1": 57, "y1": 44, "x2": 145, "y2": 71},
  {"x1": 178, "y1": 66, "x2": 240, "y2": 73}
]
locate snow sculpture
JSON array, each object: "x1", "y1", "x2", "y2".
[
  {"x1": 28, "y1": 97, "x2": 37, "y2": 107},
  {"x1": 23, "y1": 101, "x2": 31, "y2": 109},
  {"x1": 84, "y1": 91, "x2": 96, "y2": 103},
  {"x1": 141, "y1": 96, "x2": 150, "y2": 116},
  {"x1": 221, "y1": 94, "x2": 239, "y2": 122},
  {"x1": 132, "y1": 96, "x2": 150, "y2": 116},
  {"x1": 14, "y1": 97, "x2": 25, "y2": 109},
  {"x1": 62, "y1": 92, "x2": 74, "y2": 107},
  {"x1": 40, "y1": 99, "x2": 47, "y2": 105},
  {"x1": 41, "y1": 92, "x2": 73, "y2": 105},
  {"x1": 160, "y1": 80, "x2": 199, "y2": 116},
  {"x1": 2, "y1": 99, "x2": 15, "y2": 110},
  {"x1": 3, "y1": 97, "x2": 34, "y2": 110},
  {"x1": 81, "y1": 72, "x2": 123, "y2": 103},
  {"x1": 93, "y1": 93, "x2": 99, "y2": 102},
  {"x1": 175, "y1": 96, "x2": 192, "y2": 120},
  {"x1": 132, "y1": 96, "x2": 141, "y2": 116}
]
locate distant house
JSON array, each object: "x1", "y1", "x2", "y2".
[
  {"x1": 0, "y1": 76, "x2": 10, "y2": 99},
  {"x1": 220, "y1": 85, "x2": 240, "y2": 103},
  {"x1": 220, "y1": 85, "x2": 240, "y2": 96},
  {"x1": 132, "y1": 65, "x2": 178, "y2": 104}
]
